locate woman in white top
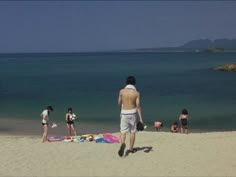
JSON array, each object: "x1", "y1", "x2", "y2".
[{"x1": 41, "y1": 106, "x2": 53, "y2": 143}]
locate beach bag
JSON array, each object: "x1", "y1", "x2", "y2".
[{"x1": 137, "y1": 121, "x2": 144, "y2": 131}]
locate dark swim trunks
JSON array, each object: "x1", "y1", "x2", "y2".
[
  {"x1": 67, "y1": 120, "x2": 74, "y2": 125},
  {"x1": 42, "y1": 123, "x2": 48, "y2": 126},
  {"x1": 181, "y1": 119, "x2": 188, "y2": 126}
]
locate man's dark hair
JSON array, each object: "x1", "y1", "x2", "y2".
[
  {"x1": 68, "y1": 107, "x2": 72, "y2": 112},
  {"x1": 47, "y1": 106, "x2": 53, "y2": 111},
  {"x1": 126, "y1": 76, "x2": 136, "y2": 85}
]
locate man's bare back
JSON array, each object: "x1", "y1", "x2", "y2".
[{"x1": 118, "y1": 88, "x2": 140, "y2": 110}]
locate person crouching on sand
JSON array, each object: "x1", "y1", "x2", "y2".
[
  {"x1": 170, "y1": 121, "x2": 179, "y2": 133},
  {"x1": 65, "y1": 107, "x2": 77, "y2": 136},
  {"x1": 41, "y1": 106, "x2": 53, "y2": 143},
  {"x1": 179, "y1": 108, "x2": 189, "y2": 134}
]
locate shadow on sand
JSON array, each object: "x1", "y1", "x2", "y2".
[{"x1": 125, "y1": 146, "x2": 153, "y2": 156}]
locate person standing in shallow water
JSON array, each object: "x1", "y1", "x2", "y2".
[
  {"x1": 117, "y1": 76, "x2": 144, "y2": 157},
  {"x1": 41, "y1": 106, "x2": 53, "y2": 143}
]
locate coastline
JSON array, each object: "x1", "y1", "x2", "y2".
[
  {"x1": 0, "y1": 117, "x2": 120, "y2": 136},
  {"x1": 1, "y1": 117, "x2": 236, "y2": 137}
]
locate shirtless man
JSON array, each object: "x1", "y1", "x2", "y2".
[{"x1": 118, "y1": 76, "x2": 143, "y2": 157}]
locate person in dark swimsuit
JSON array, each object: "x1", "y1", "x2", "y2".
[
  {"x1": 179, "y1": 108, "x2": 189, "y2": 134},
  {"x1": 65, "y1": 107, "x2": 77, "y2": 136}
]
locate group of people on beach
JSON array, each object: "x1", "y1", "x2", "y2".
[
  {"x1": 40, "y1": 106, "x2": 78, "y2": 143},
  {"x1": 154, "y1": 108, "x2": 189, "y2": 134},
  {"x1": 170, "y1": 109, "x2": 189, "y2": 134},
  {"x1": 40, "y1": 75, "x2": 189, "y2": 158}
]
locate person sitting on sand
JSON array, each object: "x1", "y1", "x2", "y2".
[
  {"x1": 154, "y1": 121, "x2": 163, "y2": 131},
  {"x1": 41, "y1": 106, "x2": 53, "y2": 143},
  {"x1": 170, "y1": 121, "x2": 179, "y2": 133},
  {"x1": 179, "y1": 108, "x2": 189, "y2": 134},
  {"x1": 65, "y1": 107, "x2": 77, "y2": 136}
]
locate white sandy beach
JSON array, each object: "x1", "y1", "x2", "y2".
[{"x1": 1, "y1": 131, "x2": 236, "y2": 176}]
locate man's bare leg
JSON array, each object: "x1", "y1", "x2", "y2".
[
  {"x1": 129, "y1": 133, "x2": 135, "y2": 151},
  {"x1": 120, "y1": 132, "x2": 126, "y2": 144},
  {"x1": 118, "y1": 133, "x2": 126, "y2": 157}
]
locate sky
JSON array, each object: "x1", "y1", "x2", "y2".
[{"x1": 0, "y1": 1, "x2": 236, "y2": 53}]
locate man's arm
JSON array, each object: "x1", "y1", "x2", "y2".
[
  {"x1": 136, "y1": 92, "x2": 143, "y2": 123},
  {"x1": 118, "y1": 90, "x2": 122, "y2": 108}
]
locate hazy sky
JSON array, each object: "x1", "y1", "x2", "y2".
[{"x1": 0, "y1": 1, "x2": 236, "y2": 53}]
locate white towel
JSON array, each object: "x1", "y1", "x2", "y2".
[
  {"x1": 51, "y1": 123, "x2": 57, "y2": 128},
  {"x1": 125, "y1": 84, "x2": 136, "y2": 90}
]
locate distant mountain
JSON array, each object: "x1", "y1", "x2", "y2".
[
  {"x1": 180, "y1": 39, "x2": 212, "y2": 49},
  {"x1": 180, "y1": 39, "x2": 236, "y2": 49},
  {"x1": 125, "y1": 38, "x2": 236, "y2": 52}
]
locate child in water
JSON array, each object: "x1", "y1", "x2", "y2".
[{"x1": 179, "y1": 108, "x2": 189, "y2": 134}]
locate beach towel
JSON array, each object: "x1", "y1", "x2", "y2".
[
  {"x1": 95, "y1": 137, "x2": 109, "y2": 143},
  {"x1": 103, "y1": 133, "x2": 120, "y2": 143}
]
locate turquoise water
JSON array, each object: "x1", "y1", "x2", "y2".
[{"x1": 0, "y1": 52, "x2": 236, "y2": 131}]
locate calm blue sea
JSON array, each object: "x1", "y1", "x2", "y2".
[{"x1": 0, "y1": 52, "x2": 236, "y2": 132}]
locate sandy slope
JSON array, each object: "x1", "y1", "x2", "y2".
[{"x1": 0, "y1": 131, "x2": 236, "y2": 176}]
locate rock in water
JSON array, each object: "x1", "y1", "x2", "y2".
[{"x1": 215, "y1": 64, "x2": 236, "y2": 72}]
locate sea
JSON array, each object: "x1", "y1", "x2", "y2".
[{"x1": 0, "y1": 52, "x2": 236, "y2": 134}]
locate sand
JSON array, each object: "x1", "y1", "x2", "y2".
[{"x1": 1, "y1": 131, "x2": 236, "y2": 176}]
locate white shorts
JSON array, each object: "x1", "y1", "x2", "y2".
[{"x1": 120, "y1": 113, "x2": 137, "y2": 133}]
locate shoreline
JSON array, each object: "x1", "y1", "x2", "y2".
[
  {"x1": 1, "y1": 117, "x2": 236, "y2": 137},
  {"x1": 0, "y1": 117, "x2": 120, "y2": 136}
]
